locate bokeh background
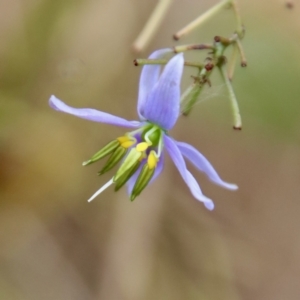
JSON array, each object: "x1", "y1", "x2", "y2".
[{"x1": 1, "y1": 0, "x2": 300, "y2": 299}]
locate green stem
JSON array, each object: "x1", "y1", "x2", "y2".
[
  {"x1": 132, "y1": 0, "x2": 174, "y2": 52},
  {"x1": 134, "y1": 58, "x2": 203, "y2": 69},
  {"x1": 231, "y1": 0, "x2": 244, "y2": 38},
  {"x1": 227, "y1": 44, "x2": 238, "y2": 80},
  {"x1": 219, "y1": 64, "x2": 242, "y2": 129},
  {"x1": 174, "y1": 44, "x2": 214, "y2": 53},
  {"x1": 236, "y1": 38, "x2": 247, "y2": 67},
  {"x1": 173, "y1": 0, "x2": 232, "y2": 40}
]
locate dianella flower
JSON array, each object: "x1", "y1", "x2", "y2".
[{"x1": 49, "y1": 49, "x2": 237, "y2": 210}]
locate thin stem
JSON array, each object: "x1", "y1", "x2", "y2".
[
  {"x1": 219, "y1": 64, "x2": 242, "y2": 129},
  {"x1": 231, "y1": 0, "x2": 244, "y2": 38},
  {"x1": 134, "y1": 58, "x2": 203, "y2": 69},
  {"x1": 236, "y1": 38, "x2": 247, "y2": 67},
  {"x1": 173, "y1": 0, "x2": 231, "y2": 40},
  {"x1": 174, "y1": 44, "x2": 214, "y2": 53},
  {"x1": 127, "y1": 126, "x2": 146, "y2": 137},
  {"x1": 180, "y1": 84, "x2": 197, "y2": 104},
  {"x1": 227, "y1": 44, "x2": 238, "y2": 80},
  {"x1": 132, "y1": 0, "x2": 173, "y2": 52}
]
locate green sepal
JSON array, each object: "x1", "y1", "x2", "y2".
[
  {"x1": 114, "y1": 148, "x2": 141, "y2": 182},
  {"x1": 98, "y1": 146, "x2": 127, "y2": 175},
  {"x1": 114, "y1": 160, "x2": 141, "y2": 192},
  {"x1": 83, "y1": 140, "x2": 119, "y2": 166},
  {"x1": 130, "y1": 164, "x2": 155, "y2": 201}
]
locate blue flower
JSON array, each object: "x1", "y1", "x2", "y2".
[{"x1": 49, "y1": 49, "x2": 237, "y2": 210}]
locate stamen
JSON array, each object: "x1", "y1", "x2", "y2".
[
  {"x1": 126, "y1": 126, "x2": 147, "y2": 137},
  {"x1": 136, "y1": 142, "x2": 150, "y2": 152},
  {"x1": 117, "y1": 136, "x2": 132, "y2": 143},
  {"x1": 87, "y1": 178, "x2": 114, "y2": 202},
  {"x1": 147, "y1": 150, "x2": 159, "y2": 169},
  {"x1": 114, "y1": 148, "x2": 142, "y2": 182},
  {"x1": 121, "y1": 140, "x2": 136, "y2": 148}
]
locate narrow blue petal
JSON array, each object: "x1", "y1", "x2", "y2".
[
  {"x1": 138, "y1": 48, "x2": 172, "y2": 119},
  {"x1": 164, "y1": 135, "x2": 214, "y2": 210},
  {"x1": 49, "y1": 95, "x2": 141, "y2": 128},
  {"x1": 127, "y1": 154, "x2": 164, "y2": 196},
  {"x1": 176, "y1": 141, "x2": 238, "y2": 190},
  {"x1": 143, "y1": 53, "x2": 184, "y2": 130}
]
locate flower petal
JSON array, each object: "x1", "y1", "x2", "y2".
[
  {"x1": 138, "y1": 48, "x2": 172, "y2": 119},
  {"x1": 143, "y1": 53, "x2": 184, "y2": 130},
  {"x1": 127, "y1": 154, "x2": 164, "y2": 196},
  {"x1": 164, "y1": 135, "x2": 214, "y2": 210},
  {"x1": 49, "y1": 95, "x2": 141, "y2": 128},
  {"x1": 176, "y1": 141, "x2": 238, "y2": 190}
]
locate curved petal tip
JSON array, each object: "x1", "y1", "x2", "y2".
[
  {"x1": 49, "y1": 95, "x2": 60, "y2": 110},
  {"x1": 204, "y1": 200, "x2": 214, "y2": 211},
  {"x1": 226, "y1": 183, "x2": 238, "y2": 191}
]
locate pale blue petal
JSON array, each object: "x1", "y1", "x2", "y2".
[
  {"x1": 127, "y1": 154, "x2": 164, "y2": 196},
  {"x1": 176, "y1": 141, "x2": 238, "y2": 190},
  {"x1": 164, "y1": 135, "x2": 214, "y2": 210},
  {"x1": 138, "y1": 48, "x2": 172, "y2": 119},
  {"x1": 49, "y1": 95, "x2": 141, "y2": 128},
  {"x1": 143, "y1": 53, "x2": 184, "y2": 130}
]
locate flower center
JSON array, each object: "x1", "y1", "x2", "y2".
[
  {"x1": 141, "y1": 125, "x2": 161, "y2": 147},
  {"x1": 83, "y1": 123, "x2": 164, "y2": 201}
]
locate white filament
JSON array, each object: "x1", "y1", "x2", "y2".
[{"x1": 87, "y1": 178, "x2": 114, "y2": 202}]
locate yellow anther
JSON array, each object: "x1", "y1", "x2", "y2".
[
  {"x1": 117, "y1": 136, "x2": 131, "y2": 143},
  {"x1": 121, "y1": 140, "x2": 136, "y2": 148},
  {"x1": 117, "y1": 136, "x2": 136, "y2": 149},
  {"x1": 136, "y1": 142, "x2": 149, "y2": 152},
  {"x1": 147, "y1": 151, "x2": 158, "y2": 169}
]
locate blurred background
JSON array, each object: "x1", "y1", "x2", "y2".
[{"x1": 1, "y1": 0, "x2": 300, "y2": 299}]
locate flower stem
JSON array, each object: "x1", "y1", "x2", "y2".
[
  {"x1": 173, "y1": 0, "x2": 232, "y2": 40},
  {"x1": 227, "y1": 44, "x2": 238, "y2": 80},
  {"x1": 231, "y1": 0, "x2": 244, "y2": 38},
  {"x1": 219, "y1": 64, "x2": 242, "y2": 130},
  {"x1": 236, "y1": 38, "x2": 247, "y2": 67},
  {"x1": 134, "y1": 58, "x2": 203, "y2": 69},
  {"x1": 173, "y1": 44, "x2": 214, "y2": 53},
  {"x1": 132, "y1": 0, "x2": 173, "y2": 52}
]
